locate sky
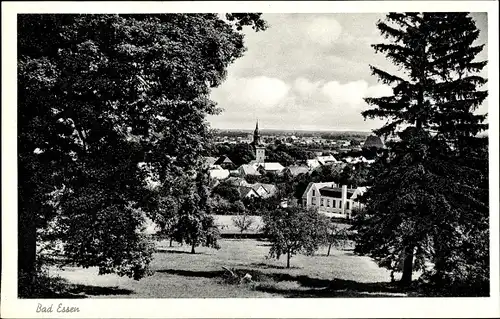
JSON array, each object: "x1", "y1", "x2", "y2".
[{"x1": 208, "y1": 13, "x2": 489, "y2": 132}]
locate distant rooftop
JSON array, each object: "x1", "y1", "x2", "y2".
[{"x1": 363, "y1": 135, "x2": 384, "y2": 149}]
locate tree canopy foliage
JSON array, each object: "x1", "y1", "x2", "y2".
[
  {"x1": 262, "y1": 207, "x2": 327, "y2": 268},
  {"x1": 18, "y1": 13, "x2": 267, "y2": 295}
]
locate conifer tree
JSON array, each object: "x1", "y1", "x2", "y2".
[{"x1": 355, "y1": 13, "x2": 488, "y2": 291}]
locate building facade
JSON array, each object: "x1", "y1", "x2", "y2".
[{"x1": 301, "y1": 182, "x2": 367, "y2": 219}]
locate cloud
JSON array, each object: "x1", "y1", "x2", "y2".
[
  {"x1": 366, "y1": 84, "x2": 393, "y2": 98},
  {"x1": 210, "y1": 75, "x2": 392, "y2": 131},
  {"x1": 321, "y1": 80, "x2": 369, "y2": 107},
  {"x1": 305, "y1": 17, "x2": 342, "y2": 47},
  {"x1": 211, "y1": 76, "x2": 290, "y2": 111},
  {"x1": 293, "y1": 77, "x2": 323, "y2": 96}
]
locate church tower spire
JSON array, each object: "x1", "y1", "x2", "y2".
[
  {"x1": 253, "y1": 119, "x2": 261, "y2": 146},
  {"x1": 253, "y1": 119, "x2": 265, "y2": 163}
]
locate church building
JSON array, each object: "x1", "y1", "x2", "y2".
[{"x1": 252, "y1": 120, "x2": 266, "y2": 163}]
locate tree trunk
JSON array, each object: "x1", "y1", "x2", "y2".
[
  {"x1": 286, "y1": 250, "x2": 291, "y2": 268},
  {"x1": 327, "y1": 243, "x2": 332, "y2": 256},
  {"x1": 169, "y1": 237, "x2": 173, "y2": 247},
  {"x1": 191, "y1": 243, "x2": 196, "y2": 254},
  {"x1": 401, "y1": 244, "x2": 414, "y2": 286},
  {"x1": 18, "y1": 206, "x2": 37, "y2": 296},
  {"x1": 433, "y1": 240, "x2": 447, "y2": 284}
]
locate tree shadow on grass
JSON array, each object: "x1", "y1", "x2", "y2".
[
  {"x1": 254, "y1": 277, "x2": 409, "y2": 298},
  {"x1": 156, "y1": 269, "x2": 226, "y2": 278},
  {"x1": 155, "y1": 248, "x2": 209, "y2": 255},
  {"x1": 68, "y1": 284, "x2": 134, "y2": 297},
  {"x1": 28, "y1": 283, "x2": 134, "y2": 299},
  {"x1": 255, "y1": 284, "x2": 407, "y2": 298},
  {"x1": 154, "y1": 267, "x2": 411, "y2": 297},
  {"x1": 248, "y1": 262, "x2": 299, "y2": 270}
]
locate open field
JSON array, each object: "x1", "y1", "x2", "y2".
[
  {"x1": 145, "y1": 215, "x2": 352, "y2": 235},
  {"x1": 215, "y1": 215, "x2": 351, "y2": 234},
  {"x1": 214, "y1": 215, "x2": 264, "y2": 234},
  {"x1": 49, "y1": 239, "x2": 413, "y2": 298}
]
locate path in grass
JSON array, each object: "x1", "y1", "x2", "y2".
[{"x1": 51, "y1": 239, "x2": 409, "y2": 298}]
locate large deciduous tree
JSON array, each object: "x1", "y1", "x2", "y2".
[
  {"x1": 18, "y1": 13, "x2": 267, "y2": 295},
  {"x1": 355, "y1": 13, "x2": 488, "y2": 291}
]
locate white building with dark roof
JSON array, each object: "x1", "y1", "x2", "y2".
[{"x1": 301, "y1": 182, "x2": 367, "y2": 219}]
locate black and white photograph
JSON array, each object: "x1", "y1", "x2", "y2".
[{"x1": 2, "y1": 1, "x2": 499, "y2": 318}]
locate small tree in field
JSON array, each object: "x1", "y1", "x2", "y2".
[
  {"x1": 323, "y1": 222, "x2": 349, "y2": 257},
  {"x1": 232, "y1": 214, "x2": 256, "y2": 234},
  {"x1": 262, "y1": 207, "x2": 325, "y2": 268}
]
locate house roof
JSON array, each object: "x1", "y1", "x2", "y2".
[
  {"x1": 301, "y1": 182, "x2": 338, "y2": 198},
  {"x1": 319, "y1": 187, "x2": 355, "y2": 199},
  {"x1": 238, "y1": 186, "x2": 258, "y2": 198},
  {"x1": 226, "y1": 177, "x2": 249, "y2": 186},
  {"x1": 260, "y1": 183, "x2": 277, "y2": 194},
  {"x1": 209, "y1": 168, "x2": 229, "y2": 179},
  {"x1": 316, "y1": 155, "x2": 338, "y2": 165},
  {"x1": 262, "y1": 162, "x2": 284, "y2": 171},
  {"x1": 302, "y1": 182, "x2": 314, "y2": 198},
  {"x1": 203, "y1": 156, "x2": 218, "y2": 167},
  {"x1": 351, "y1": 187, "x2": 368, "y2": 200},
  {"x1": 306, "y1": 159, "x2": 321, "y2": 167},
  {"x1": 286, "y1": 165, "x2": 310, "y2": 176},
  {"x1": 214, "y1": 155, "x2": 234, "y2": 165},
  {"x1": 239, "y1": 164, "x2": 261, "y2": 175},
  {"x1": 363, "y1": 135, "x2": 384, "y2": 149},
  {"x1": 250, "y1": 184, "x2": 265, "y2": 192}
]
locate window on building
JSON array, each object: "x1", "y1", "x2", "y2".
[
  {"x1": 312, "y1": 190, "x2": 315, "y2": 196},
  {"x1": 327, "y1": 199, "x2": 330, "y2": 207},
  {"x1": 339, "y1": 201, "x2": 342, "y2": 209},
  {"x1": 346, "y1": 201, "x2": 350, "y2": 210},
  {"x1": 332, "y1": 200, "x2": 336, "y2": 208},
  {"x1": 321, "y1": 199, "x2": 324, "y2": 206}
]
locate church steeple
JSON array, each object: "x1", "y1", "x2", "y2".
[
  {"x1": 253, "y1": 120, "x2": 261, "y2": 146},
  {"x1": 253, "y1": 120, "x2": 265, "y2": 163}
]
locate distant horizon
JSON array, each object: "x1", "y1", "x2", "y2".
[
  {"x1": 209, "y1": 126, "x2": 490, "y2": 138},
  {"x1": 210, "y1": 126, "x2": 374, "y2": 134}
]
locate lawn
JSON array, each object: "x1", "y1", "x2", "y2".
[{"x1": 49, "y1": 238, "x2": 412, "y2": 298}]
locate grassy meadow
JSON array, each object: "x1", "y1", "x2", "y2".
[{"x1": 49, "y1": 238, "x2": 413, "y2": 298}]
